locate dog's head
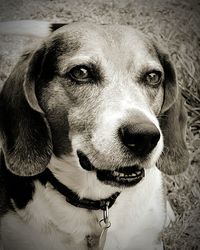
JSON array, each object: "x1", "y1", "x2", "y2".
[{"x1": 0, "y1": 23, "x2": 189, "y2": 187}]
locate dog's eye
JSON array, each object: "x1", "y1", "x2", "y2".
[
  {"x1": 69, "y1": 66, "x2": 91, "y2": 82},
  {"x1": 145, "y1": 71, "x2": 162, "y2": 86}
]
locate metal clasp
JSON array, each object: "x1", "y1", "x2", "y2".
[{"x1": 99, "y1": 201, "x2": 111, "y2": 229}]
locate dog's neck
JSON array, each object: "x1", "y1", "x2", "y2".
[
  {"x1": 46, "y1": 154, "x2": 123, "y2": 248},
  {"x1": 45, "y1": 168, "x2": 120, "y2": 211}
]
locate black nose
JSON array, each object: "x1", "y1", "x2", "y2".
[{"x1": 119, "y1": 122, "x2": 160, "y2": 157}]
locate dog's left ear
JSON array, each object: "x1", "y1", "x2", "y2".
[
  {"x1": 0, "y1": 44, "x2": 53, "y2": 176},
  {"x1": 155, "y1": 46, "x2": 189, "y2": 175}
]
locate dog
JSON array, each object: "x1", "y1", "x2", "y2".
[{"x1": 0, "y1": 22, "x2": 189, "y2": 250}]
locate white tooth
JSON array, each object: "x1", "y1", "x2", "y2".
[
  {"x1": 128, "y1": 178, "x2": 133, "y2": 181},
  {"x1": 131, "y1": 173, "x2": 136, "y2": 177},
  {"x1": 113, "y1": 171, "x2": 120, "y2": 177},
  {"x1": 119, "y1": 173, "x2": 125, "y2": 177}
]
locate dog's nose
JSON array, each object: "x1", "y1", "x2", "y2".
[{"x1": 119, "y1": 123, "x2": 160, "y2": 156}]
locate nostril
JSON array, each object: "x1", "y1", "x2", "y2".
[
  {"x1": 118, "y1": 126, "x2": 140, "y2": 152},
  {"x1": 119, "y1": 126, "x2": 137, "y2": 148},
  {"x1": 118, "y1": 123, "x2": 160, "y2": 156}
]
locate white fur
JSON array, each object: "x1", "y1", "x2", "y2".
[{"x1": 1, "y1": 155, "x2": 166, "y2": 250}]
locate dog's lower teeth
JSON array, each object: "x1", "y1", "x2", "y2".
[
  {"x1": 136, "y1": 170, "x2": 141, "y2": 175},
  {"x1": 120, "y1": 174, "x2": 137, "y2": 179},
  {"x1": 113, "y1": 169, "x2": 143, "y2": 179}
]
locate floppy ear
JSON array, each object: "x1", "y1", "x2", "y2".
[
  {"x1": 155, "y1": 46, "x2": 189, "y2": 175},
  {"x1": 0, "y1": 44, "x2": 53, "y2": 176}
]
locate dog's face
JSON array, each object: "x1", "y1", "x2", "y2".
[
  {"x1": 40, "y1": 24, "x2": 165, "y2": 187},
  {"x1": 0, "y1": 23, "x2": 189, "y2": 187}
]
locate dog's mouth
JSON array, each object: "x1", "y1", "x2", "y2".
[{"x1": 77, "y1": 151, "x2": 145, "y2": 187}]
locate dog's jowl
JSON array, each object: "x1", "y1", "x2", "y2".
[{"x1": 0, "y1": 22, "x2": 189, "y2": 250}]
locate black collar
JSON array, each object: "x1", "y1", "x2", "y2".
[{"x1": 45, "y1": 169, "x2": 120, "y2": 211}]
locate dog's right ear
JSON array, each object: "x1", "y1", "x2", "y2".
[
  {"x1": 154, "y1": 44, "x2": 189, "y2": 175},
  {"x1": 0, "y1": 44, "x2": 53, "y2": 176}
]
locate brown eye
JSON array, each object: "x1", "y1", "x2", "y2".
[
  {"x1": 69, "y1": 66, "x2": 90, "y2": 82},
  {"x1": 145, "y1": 71, "x2": 162, "y2": 86}
]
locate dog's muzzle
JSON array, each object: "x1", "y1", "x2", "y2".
[{"x1": 77, "y1": 151, "x2": 145, "y2": 187}]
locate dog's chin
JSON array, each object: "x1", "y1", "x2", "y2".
[{"x1": 77, "y1": 151, "x2": 145, "y2": 188}]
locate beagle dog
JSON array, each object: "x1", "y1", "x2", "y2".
[{"x1": 0, "y1": 22, "x2": 189, "y2": 250}]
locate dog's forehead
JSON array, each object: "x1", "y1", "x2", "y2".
[{"x1": 51, "y1": 23, "x2": 155, "y2": 56}]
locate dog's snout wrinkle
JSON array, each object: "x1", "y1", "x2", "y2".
[{"x1": 119, "y1": 122, "x2": 160, "y2": 157}]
